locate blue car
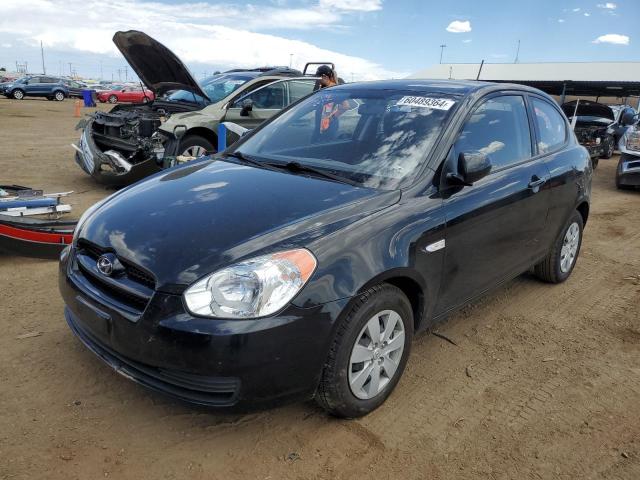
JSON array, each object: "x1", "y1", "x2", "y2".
[{"x1": 3, "y1": 75, "x2": 69, "y2": 101}]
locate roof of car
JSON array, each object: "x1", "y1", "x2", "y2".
[{"x1": 329, "y1": 79, "x2": 546, "y2": 97}]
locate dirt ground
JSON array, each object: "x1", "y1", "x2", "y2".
[{"x1": 1, "y1": 97, "x2": 639, "y2": 480}]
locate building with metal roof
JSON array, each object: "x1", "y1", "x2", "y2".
[{"x1": 408, "y1": 62, "x2": 640, "y2": 105}]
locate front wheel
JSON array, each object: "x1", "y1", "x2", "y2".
[
  {"x1": 316, "y1": 284, "x2": 413, "y2": 418},
  {"x1": 601, "y1": 136, "x2": 614, "y2": 159},
  {"x1": 534, "y1": 210, "x2": 584, "y2": 283},
  {"x1": 108, "y1": 95, "x2": 118, "y2": 104},
  {"x1": 179, "y1": 135, "x2": 216, "y2": 157},
  {"x1": 12, "y1": 89, "x2": 24, "y2": 100},
  {"x1": 54, "y1": 91, "x2": 65, "y2": 101}
]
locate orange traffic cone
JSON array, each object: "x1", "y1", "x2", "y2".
[{"x1": 74, "y1": 99, "x2": 81, "y2": 118}]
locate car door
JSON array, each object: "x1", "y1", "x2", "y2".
[
  {"x1": 434, "y1": 93, "x2": 552, "y2": 314},
  {"x1": 25, "y1": 77, "x2": 42, "y2": 95},
  {"x1": 222, "y1": 80, "x2": 289, "y2": 129}
]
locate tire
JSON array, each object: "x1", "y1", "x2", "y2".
[
  {"x1": 316, "y1": 284, "x2": 413, "y2": 418},
  {"x1": 108, "y1": 95, "x2": 118, "y2": 104},
  {"x1": 534, "y1": 210, "x2": 584, "y2": 283},
  {"x1": 12, "y1": 89, "x2": 24, "y2": 100},
  {"x1": 601, "y1": 136, "x2": 614, "y2": 159},
  {"x1": 179, "y1": 135, "x2": 216, "y2": 157},
  {"x1": 54, "y1": 91, "x2": 65, "y2": 101}
]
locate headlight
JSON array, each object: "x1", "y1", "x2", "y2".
[
  {"x1": 183, "y1": 249, "x2": 317, "y2": 319},
  {"x1": 625, "y1": 129, "x2": 640, "y2": 152}
]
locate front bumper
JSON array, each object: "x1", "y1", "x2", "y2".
[
  {"x1": 75, "y1": 123, "x2": 162, "y2": 187},
  {"x1": 59, "y1": 247, "x2": 345, "y2": 408},
  {"x1": 617, "y1": 153, "x2": 640, "y2": 187}
]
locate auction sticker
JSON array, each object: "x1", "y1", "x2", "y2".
[{"x1": 396, "y1": 96, "x2": 455, "y2": 110}]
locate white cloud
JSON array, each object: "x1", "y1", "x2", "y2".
[
  {"x1": 319, "y1": 0, "x2": 382, "y2": 11},
  {"x1": 446, "y1": 20, "x2": 472, "y2": 33},
  {"x1": 597, "y1": 2, "x2": 616, "y2": 9},
  {"x1": 462, "y1": 39, "x2": 472, "y2": 43},
  {"x1": 572, "y1": 7, "x2": 581, "y2": 11},
  {"x1": 558, "y1": 18, "x2": 566, "y2": 22},
  {"x1": 592, "y1": 33, "x2": 629, "y2": 45},
  {"x1": 0, "y1": 0, "x2": 401, "y2": 80},
  {"x1": 584, "y1": 12, "x2": 590, "y2": 16}
]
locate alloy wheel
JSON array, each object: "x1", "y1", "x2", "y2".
[
  {"x1": 348, "y1": 309, "x2": 405, "y2": 400},
  {"x1": 560, "y1": 222, "x2": 580, "y2": 273},
  {"x1": 55, "y1": 91, "x2": 64, "y2": 101},
  {"x1": 182, "y1": 145, "x2": 208, "y2": 157},
  {"x1": 13, "y1": 90, "x2": 24, "y2": 100}
]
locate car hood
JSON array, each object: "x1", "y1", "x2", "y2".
[
  {"x1": 562, "y1": 101, "x2": 614, "y2": 122},
  {"x1": 80, "y1": 159, "x2": 400, "y2": 291},
  {"x1": 112, "y1": 30, "x2": 209, "y2": 101}
]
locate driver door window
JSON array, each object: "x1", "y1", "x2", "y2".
[
  {"x1": 455, "y1": 95, "x2": 532, "y2": 170},
  {"x1": 234, "y1": 82, "x2": 286, "y2": 110}
]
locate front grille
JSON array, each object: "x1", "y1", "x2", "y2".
[
  {"x1": 72, "y1": 239, "x2": 156, "y2": 317},
  {"x1": 78, "y1": 239, "x2": 156, "y2": 290}
]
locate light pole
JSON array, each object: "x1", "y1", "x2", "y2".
[
  {"x1": 439, "y1": 44, "x2": 447, "y2": 64},
  {"x1": 289, "y1": 53, "x2": 293, "y2": 68}
]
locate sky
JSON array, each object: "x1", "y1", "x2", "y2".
[{"x1": 0, "y1": 0, "x2": 637, "y2": 82}]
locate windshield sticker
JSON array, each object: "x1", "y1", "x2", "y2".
[{"x1": 396, "y1": 96, "x2": 455, "y2": 110}]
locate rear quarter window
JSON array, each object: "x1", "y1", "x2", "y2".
[{"x1": 532, "y1": 98, "x2": 567, "y2": 154}]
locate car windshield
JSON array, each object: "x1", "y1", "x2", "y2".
[
  {"x1": 234, "y1": 88, "x2": 459, "y2": 190},
  {"x1": 166, "y1": 89, "x2": 208, "y2": 104},
  {"x1": 200, "y1": 73, "x2": 259, "y2": 103}
]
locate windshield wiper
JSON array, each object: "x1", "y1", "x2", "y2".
[
  {"x1": 265, "y1": 161, "x2": 360, "y2": 186},
  {"x1": 222, "y1": 151, "x2": 281, "y2": 172}
]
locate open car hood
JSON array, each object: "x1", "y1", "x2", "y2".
[
  {"x1": 561, "y1": 100, "x2": 615, "y2": 122},
  {"x1": 112, "y1": 30, "x2": 209, "y2": 101}
]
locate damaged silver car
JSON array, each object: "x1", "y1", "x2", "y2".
[{"x1": 73, "y1": 30, "x2": 320, "y2": 187}]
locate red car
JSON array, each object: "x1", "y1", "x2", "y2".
[{"x1": 97, "y1": 86, "x2": 155, "y2": 104}]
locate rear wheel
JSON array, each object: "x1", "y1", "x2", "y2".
[
  {"x1": 179, "y1": 135, "x2": 216, "y2": 157},
  {"x1": 316, "y1": 284, "x2": 413, "y2": 418},
  {"x1": 534, "y1": 210, "x2": 583, "y2": 283},
  {"x1": 12, "y1": 89, "x2": 24, "y2": 100},
  {"x1": 108, "y1": 94, "x2": 118, "y2": 104}
]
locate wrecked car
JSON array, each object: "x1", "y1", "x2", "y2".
[
  {"x1": 562, "y1": 100, "x2": 618, "y2": 167},
  {"x1": 74, "y1": 30, "x2": 320, "y2": 187},
  {"x1": 616, "y1": 110, "x2": 640, "y2": 189},
  {"x1": 61, "y1": 80, "x2": 591, "y2": 417}
]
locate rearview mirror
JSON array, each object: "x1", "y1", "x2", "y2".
[
  {"x1": 447, "y1": 152, "x2": 492, "y2": 186},
  {"x1": 620, "y1": 112, "x2": 637, "y2": 126},
  {"x1": 240, "y1": 99, "x2": 253, "y2": 117}
]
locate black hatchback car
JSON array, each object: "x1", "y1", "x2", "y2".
[{"x1": 60, "y1": 80, "x2": 591, "y2": 417}]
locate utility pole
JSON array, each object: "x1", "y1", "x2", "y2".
[
  {"x1": 40, "y1": 41, "x2": 46, "y2": 74},
  {"x1": 124, "y1": 66, "x2": 128, "y2": 81},
  {"x1": 289, "y1": 53, "x2": 293, "y2": 68},
  {"x1": 68, "y1": 62, "x2": 72, "y2": 77},
  {"x1": 439, "y1": 44, "x2": 447, "y2": 64},
  {"x1": 100, "y1": 60, "x2": 103, "y2": 80},
  {"x1": 514, "y1": 39, "x2": 521, "y2": 63}
]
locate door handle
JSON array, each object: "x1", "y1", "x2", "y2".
[{"x1": 528, "y1": 175, "x2": 547, "y2": 192}]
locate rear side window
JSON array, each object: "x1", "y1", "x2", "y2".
[
  {"x1": 287, "y1": 80, "x2": 315, "y2": 104},
  {"x1": 455, "y1": 95, "x2": 532, "y2": 170},
  {"x1": 532, "y1": 98, "x2": 566, "y2": 154}
]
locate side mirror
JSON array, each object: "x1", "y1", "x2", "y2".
[
  {"x1": 240, "y1": 99, "x2": 253, "y2": 117},
  {"x1": 447, "y1": 152, "x2": 492, "y2": 186},
  {"x1": 620, "y1": 112, "x2": 637, "y2": 126},
  {"x1": 121, "y1": 89, "x2": 126, "y2": 92}
]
